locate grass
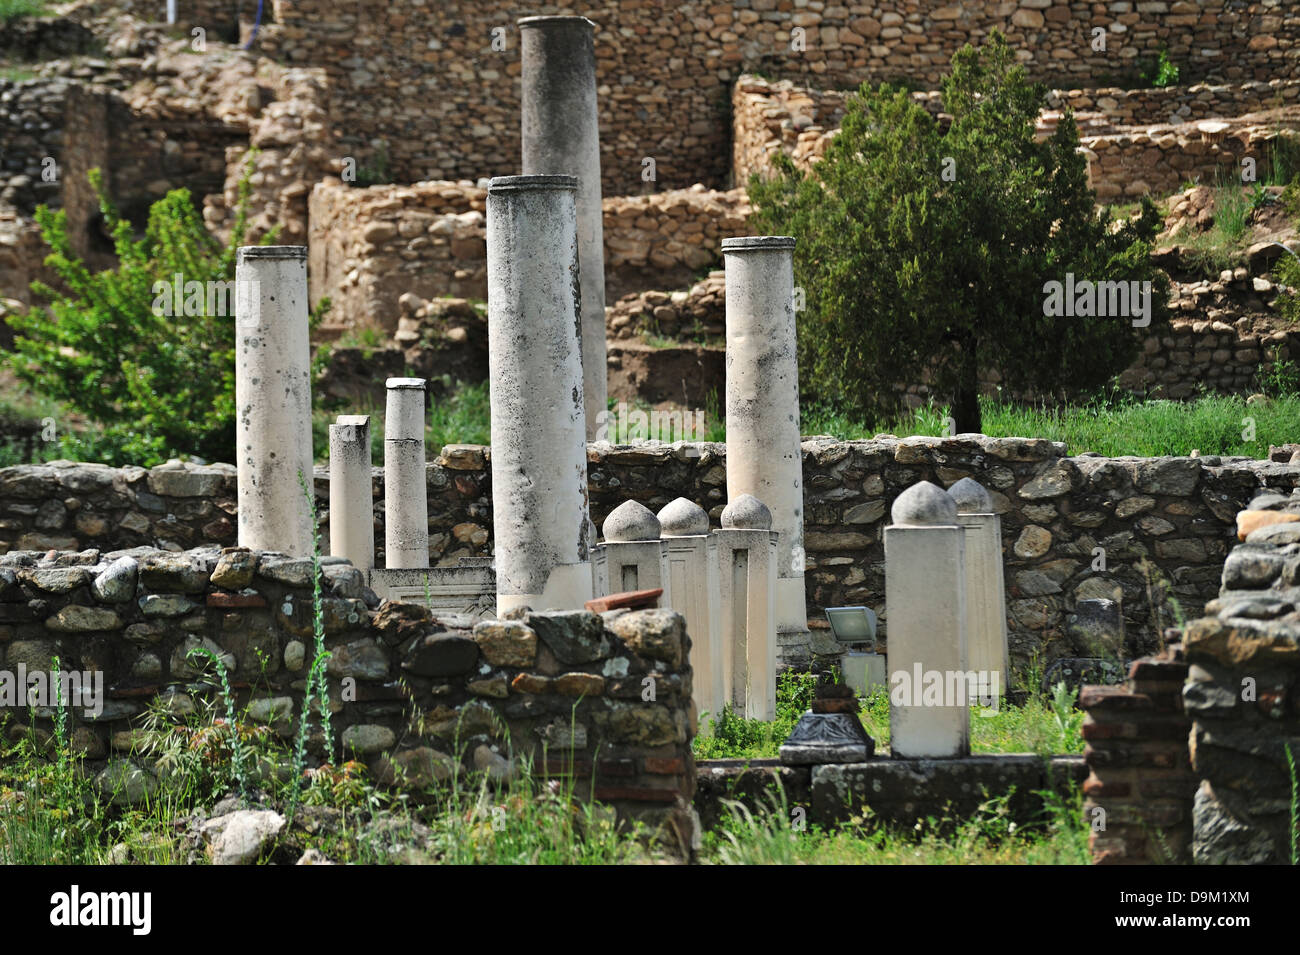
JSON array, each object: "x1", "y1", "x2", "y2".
[
  {"x1": 694, "y1": 669, "x2": 1086, "y2": 762},
  {"x1": 800, "y1": 393, "x2": 1300, "y2": 458},
  {"x1": 0, "y1": 0, "x2": 48, "y2": 23},
  {"x1": 700, "y1": 783, "x2": 1090, "y2": 864}
]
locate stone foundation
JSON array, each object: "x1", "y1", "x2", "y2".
[{"x1": 0, "y1": 545, "x2": 697, "y2": 849}]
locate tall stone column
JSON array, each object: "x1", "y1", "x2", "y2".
[
  {"x1": 384, "y1": 377, "x2": 428, "y2": 569},
  {"x1": 486, "y1": 175, "x2": 593, "y2": 614},
  {"x1": 234, "y1": 245, "x2": 314, "y2": 556},
  {"x1": 885, "y1": 481, "x2": 970, "y2": 759},
  {"x1": 328, "y1": 414, "x2": 374, "y2": 574},
  {"x1": 722, "y1": 235, "x2": 806, "y2": 634},
  {"x1": 519, "y1": 15, "x2": 606, "y2": 440}
]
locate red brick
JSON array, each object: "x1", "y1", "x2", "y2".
[
  {"x1": 597, "y1": 758, "x2": 637, "y2": 777},
  {"x1": 1083, "y1": 775, "x2": 1131, "y2": 798},
  {"x1": 1080, "y1": 686, "x2": 1153, "y2": 711},
  {"x1": 643, "y1": 756, "x2": 685, "y2": 775},
  {"x1": 584, "y1": 588, "x2": 662, "y2": 612},
  {"x1": 1128, "y1": 658, "x2": 1187, "y2": 682},
  {"x1": 1081, "y1": 719, "x2": 1135, "y2": 740}
]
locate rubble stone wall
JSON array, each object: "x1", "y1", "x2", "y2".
[
  {"x1": 0, "y1": 544, "x2": 696, "y2": 847},
  {"x1": 255, "y1": 0, "x2": 1300, "y2": 194},
  {"x1": 1081, "y1": 489, "x2": 1300, "y2": 864},
  {"x1": 307, "y1": 180, "x2": 750, "y2": 328},
  {"x1": 3, "y1": 438, "x2": 1296, "y2": 669}
]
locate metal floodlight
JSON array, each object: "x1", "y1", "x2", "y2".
[{"x1": 825, "y1": 606, "x2": 877, "y2": 650}]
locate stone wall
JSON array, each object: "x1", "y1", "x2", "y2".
[
  {"x1": 0, "y1": 77, "x2": 72, "y2": 215},
  {"x1": 0, "y1": 544, "x2": 697, "y2": 847},
  {"x1": 733, "y1": 73, "x2": 1300, "y2": 201},
  {"x1": 307, "y1": 179, "x2": 750, "y2": 328},
  {"x1": 5, "y1": 438, "x2": 1297, "y2": 670},
  {"x1": 254, "y1": 0, "x2": 1300, "y2": 195},
  {"x1": 1181, "y1": 491, "x2": 1300, "y2": 864},
  {"x1": 1081, "y1": 488, "x2": 1300, "y2": 864}
]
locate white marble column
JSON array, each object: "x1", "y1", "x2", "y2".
[
  {"x1": 519, "y1": 15, "x2": 606, "y2": 440},
  {"x1": 384, "y1": 377, "x2": 428, "y2": 569},
  {"x1": 328, "y1": 414, "x2": 374, "y2": 574},
  {"x1": 486, "y1": 174, "x2": 593, "y2": 613},
  {"x1": 722, "y1": 235, "x2": 806, "y2": 635},
  {"x1": 234, "y1": 245, "x2": 314, "y2": 556},
  {"x1": 885, "y1": 481, "x2": 970, "y2": 758}
]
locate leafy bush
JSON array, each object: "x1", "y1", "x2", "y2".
[
  {"x1": 6, "y1": 166, "x2": 266, "y2": 465},
  {"x1": 1145, "y1": 45, "x2": 1180, "y2": 88},
  {"x1": 749, "y1": 31, "x2": 1169, "y2": 433}
]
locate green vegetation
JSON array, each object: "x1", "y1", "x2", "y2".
[
  {"x1": 304, "y1": 384, "x2": 1300, "y2": 464},
  {"x1": 703, "y1": 783, "x2": 1089, "y2": 865},
  {"x1": 4, "y1": 162, "x2": 291, "y2": 467},
  {"x1": 798, "y1": 393, "x2": 1300, "y2": 458},
  {"x1": 694, "y1": 673, "x2": 1085, "y2": 762},
  {"x1": 749, "y1": 30, "x2": 1168, "y2": 434},
  {"x1": 1143, "y1": 45, "x2": 1180, "y2": 88},
  {"x1": 0, "y1": 0, "x2": 48, "y2": 22}
]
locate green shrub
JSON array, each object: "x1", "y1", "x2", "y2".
[
  {"x1": 0, "y1": 0, "x2": 48, "y2": 23},
  {"x1": 1144, "y1": 45, "x2": 1180, "y2": 88},
  {"x1": 749, "y1": 30, "x2": 1169, "y2": 433},
  {"x1": 7, "y1": 165, "x2": 263, "y2": 465}
]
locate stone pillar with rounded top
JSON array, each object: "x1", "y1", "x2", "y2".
[
  {"x1": 234, "y1": 245, "x2": 314, "y2": 556},
  {"x1": 519, "y1": 14, "x2": 606, "y2": 440},
  {"x1": 947, "y1": 477, "x2": 1008, "y2": 699},
  {"x1": 329, "y1": 414, "x2": 375, "y2": 574},
  {"x1": 384, "y1": 377, "x2": 428, "y2": 569},
  {"x1": 487, "y1": 174, "x2": 592, "y2": 614},
  {"x1": 885, "y1": 481, "x2": 970, "y2": 759},
  {"x1": 713, "y1": 493, "x2": 779, "y2": 720},
  {"x1": 722, "y1": 235, "x2": 807, "y2": 646},
  {"x1": 595, "y1": 500, "x2": 666, "y2": 599},
  {"x1": 658, "y1": 497, "x2": 723, "y2": 727}
]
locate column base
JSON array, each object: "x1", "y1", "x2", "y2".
[{"x1": 497, "y1": 561, "x2": 594, "y2": 616}]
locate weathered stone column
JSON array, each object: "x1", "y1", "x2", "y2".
[
  {"x1": 714, "y1": 494, "x2": 778, "y2": 721},
  {"x1": 722, "y1": 235, "x2": 806, "y2": 635},
  {"x1": 947, "y1": 477, "x2": 1008, "y2": 699},
  {"x1": 328, "y1": 414, "x2": 374, "y2": 574},
  {"x1": 658, "y1": 497, "x2": 723, "y2": 726},
  {"x1": 885, "y1": 481, "x2": 970, "y2": 759},
  {"x1": 234, "y1": 245, "x2": 314, "y2": 556},
  {"x1": 383, "y1": 377, "x2": 428, "y2": 569},
  {"x1": 519, "y1": 15, "x2": 606, "y2": 440},
  {"x1": 486, "y1": 174, "x2": 592, "y2": 613}
]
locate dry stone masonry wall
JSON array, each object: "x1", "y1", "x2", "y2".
[
  {"x1": 4, "y1": 438, "x2": 1296, "y2": 669},
  {"x1": 308, "y1": 179, "x2": 749, "y2": 329},
  {"x1": 1081, "y1": 489, "x2": 1300, "y2": 864},
  {"x1": 253, "y1": 0, "x2": 1299, "y2": 194},
  {"x1": 0, "y1": 544, "x2": 697, "y2": 846}
]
